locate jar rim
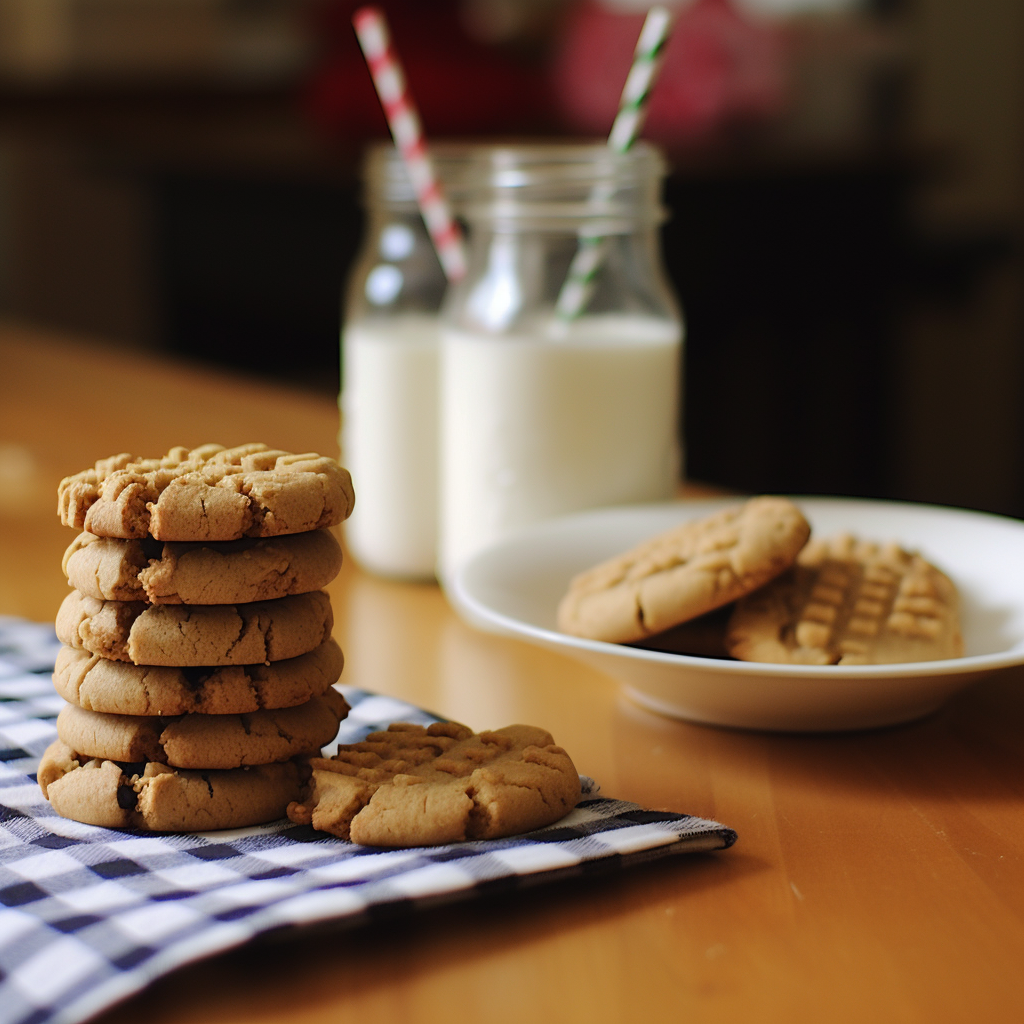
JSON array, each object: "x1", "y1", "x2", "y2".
[{"x1": 362, "y1": 139, "x2": 667, "y2": 205}]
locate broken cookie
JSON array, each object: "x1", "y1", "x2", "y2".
[{"x1": 288, "y1": 721, "x2": 581, "y2": 847}]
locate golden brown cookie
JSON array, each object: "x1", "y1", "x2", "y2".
[
  {"x1": 56, "y1": 589, "x2": 333, "y2": 666},
  {"x1": 58, "y1": 443, "x2": 354, "y2": 541},
  {"x1": 725, "y1": 533, "x2": 964, "y2": 665},
  {"x1": 53, "y1": 640, "x2": 344, "y2": 716},
  {"x1": 62, "y1": 528, "x2": 342, "y2": 605},
  {"x1": 287, "y1": 721, "x2": 581, "y2": 847},
  {"x1": 39, "y1": 739, "x2": 307, "y2": 831},
  {"x1": 55, "y1": 688, "x2": 349, "y2": 769},
  {"x1": 557, "y1": 497, "x2": 811, "y2": 644}
]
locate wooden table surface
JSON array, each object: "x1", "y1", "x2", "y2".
[{"x1": 2, "y1": 322, "x2": 1024, "y2": 1024}]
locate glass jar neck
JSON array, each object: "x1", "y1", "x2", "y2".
[
  {"x1": 456, "y1": 141, "x2": 668, "y2": 233},
  {"x1": 361, "y1": 142, "x2": 478, "y2": 210},
  {"x1": 361, "y1": 141, "x2": 668, "y2": 230}
]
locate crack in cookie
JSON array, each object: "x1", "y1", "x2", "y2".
[
  {"x1": 288, "y1": 722, "x2": 581, "y2": 847},
  {"x1": 63, "y1": 529, "x2": 342, "y2": 605},
  {"x1": 38, "y1": 739, "x2": 310, "y2": 831},
  {"x1": 55, "y1": 688, "x2": 349, "y2": 769},
  {"x1": 58, "y1": 443, "x2": 354, "y2": 541},
  {"x1": 56, "y1": 590, "x2": 333, "y2": 666}
]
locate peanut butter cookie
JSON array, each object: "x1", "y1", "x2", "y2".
[
  {"x1": 558, "y1": 497, "x2": 811, "y2": 644},
  {"x1": 288, "y1": 721, "x2": 581, "y2": 846},
  {"x1": 56, "y1": 589, "x2": 333, "y2": 666},
  {"x1": 725, "y1": 534, "x2": 964, "y2": 665},
  {"x1": 53, "y1": 640, "x2": 344, "y2": 716},
  {"x1": 39, "y1": 739, "x2": 307, "y2": 831},
  {"x1": 62, "y1": 528, "x2": 342, "y2": 605},
  {"x1": 56, "y1": 687, "x2": 349, "y2": 769},
  {"x1": 58, "y1": 443, "x2": 354, "y2": 541}
]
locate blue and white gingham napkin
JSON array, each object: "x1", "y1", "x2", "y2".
[{"x1": 0, "y1": 615, "x2": 736, "y2": 1024}]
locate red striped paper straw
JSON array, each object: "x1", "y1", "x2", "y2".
[{"x1": 353, "y1": 6, "x2": 466, "y2": 282}]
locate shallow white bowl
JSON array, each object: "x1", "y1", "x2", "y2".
[{"x1": 448, "y1": 497, "x2": 1024, "y2": 732}]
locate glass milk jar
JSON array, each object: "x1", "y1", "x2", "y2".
[
  {"x1": 438, "y1": 142, "x2": 683, "y2": 585},
  {"x1": 340, "y1": 144, "x2": 466, "y2": 580}
]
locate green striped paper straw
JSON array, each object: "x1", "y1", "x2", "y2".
[{"x1": 554, "y1": 5, "x2": 674, "y2": 321}]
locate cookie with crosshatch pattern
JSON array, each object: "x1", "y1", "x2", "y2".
[
  {"x1": 58, "y1": 443, "x2": 354, "y2": 542},
  {"x1": 557, "y1": 496, "x2": 811, "y2": 644},
  {"x1": 725, "y1": 533, "x2": 964, "y2": 665},
  {"x1": 287, "y1": 721, "x2": 581, "y2": 846}
]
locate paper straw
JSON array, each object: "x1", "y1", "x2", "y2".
[
  {"x1": 607, "y1": 5, "x2": 674, "y2": 155},
  {"x1": 352, "y1": 6, "x2": 467, "y2": 283},
  {"x1": 555, "y1": 5, "x2": 674, "y2": 320}
]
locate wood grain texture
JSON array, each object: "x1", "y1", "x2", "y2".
[{"x1": 2, "y1": 321, "x2": 1023, "y2": 1023}]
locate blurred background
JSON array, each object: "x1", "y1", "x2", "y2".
[{"x1": 0, "y1": 0, "x2": 1021, "y2": 517}]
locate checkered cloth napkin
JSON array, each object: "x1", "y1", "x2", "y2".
[{"x1": 0, "y1": 615, "x2": 736, "y2": 1024}]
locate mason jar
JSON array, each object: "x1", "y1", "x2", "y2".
[
  {"x1": 438, "y1": 141, "x2": 683, "y2": 586},
  {"x1": 340, "y1": 143, "x2": 468, "y2": 580}
]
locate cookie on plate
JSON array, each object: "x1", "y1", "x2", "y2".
[
  {"x1": 58, "y1": 443, "x2": 354, "y2": 542},
  {"x1": 56, "y1": 589, "x2": 333, "y2": 666},
  {"x1": 557, "y1": 497, "x2": 811, "y2": 644},
  {"x1": 725, "y1": 533, "x2": 964, "y2": 665},
  {"x1": 53, "y1": 640, "x2": 344, "y2": 716},
  {"x1": 56, "y1": 687, "x2": 349, "y2": 769},
  {"x1": 62, "y1": 528, "x2": 343, "y2": 605},
  {"x1": 629, "y1": 605, "x2": 732, "y2": 659},
  {"x1": 288, "y1": 721, "x2": 581, "y2": 846},
  {"x1": 39, "y1": 739, "x2": 308, "y2": 831}
]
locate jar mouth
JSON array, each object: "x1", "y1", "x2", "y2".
[
  {"x1": 466, "y1": 143, "x2": 668, "y2": 230},
  {"x1": 363, "y1": 139, "x2": 668, "y2": 222},
  {"x1": 364, "y1": 140, "x2": 486, "y2": 204},
  {"x1": 470, "y1": 141, "x2": 665, "y2": 187}
]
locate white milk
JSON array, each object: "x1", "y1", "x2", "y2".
[
  {"x1": 439, "y1": 314, "x2": 681, "y2": 583},
  {"x1": 340, "y1": 314, "x2": 440, "y2": 579}
]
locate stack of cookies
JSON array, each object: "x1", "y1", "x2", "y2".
[{"x1": 39, "y1": 443, "x2": 356, "y2": 832}]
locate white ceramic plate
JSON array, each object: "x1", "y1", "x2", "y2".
[{"x1": 448, "y1": 497, "x2": 1024, "y2": 732}]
